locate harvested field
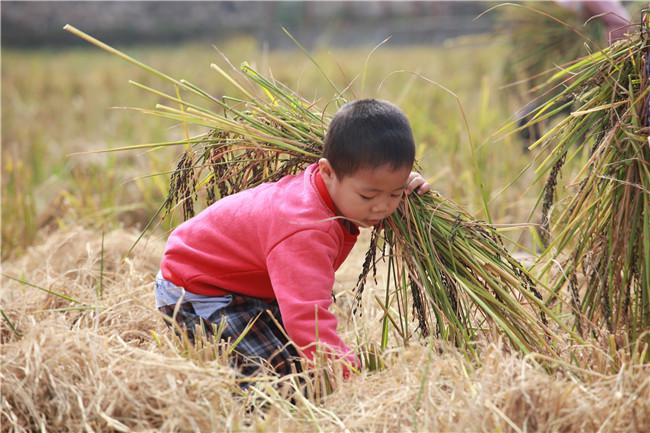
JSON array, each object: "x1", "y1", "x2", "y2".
[{"x1": 2, "y1": 228, "x2": 648, "y2": 432}]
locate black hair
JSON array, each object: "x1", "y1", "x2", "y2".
[{"x1": 322, "y1": 99, "x2": 415, "y2": 178}]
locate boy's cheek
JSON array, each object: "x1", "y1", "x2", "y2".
[{"x1": 387, "y1": 203, "x2": 401, "y2": 215}]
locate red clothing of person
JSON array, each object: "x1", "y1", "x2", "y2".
[{"x1": 161, "y1": 163, "x2": 360, "y2": 365}]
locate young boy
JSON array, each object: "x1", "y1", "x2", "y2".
[{"x1": 155, "y1": 99, "x2": 429, "y2": 377}]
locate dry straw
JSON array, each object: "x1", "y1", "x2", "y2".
[
  {"x1": 1, "y1": 227, "x2": 648, "y2": 432},
  {"x1": 62, "y1": 25, "x2": 565, "y2": 358}
]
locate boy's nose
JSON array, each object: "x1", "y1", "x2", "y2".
[{"x1": 371, "y1": 202, "x2": 389, "y2": 213}]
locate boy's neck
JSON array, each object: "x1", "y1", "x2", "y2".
[
  {"x1": 314, "y1": 168, "x2": 359, "y2": 235},
  {"x1": 314, "y1": 168, "x2": 339, "y2": 215}
]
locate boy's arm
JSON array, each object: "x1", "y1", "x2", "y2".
[{"x1": 266, "y1": 229, "x2": 359, "y2": 369}]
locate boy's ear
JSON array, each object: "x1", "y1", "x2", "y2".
[{"x1": 318, "y1": 158, "x2": 336, "y2": 182}]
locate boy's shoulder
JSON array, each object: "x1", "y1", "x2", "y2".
[
  {"x1": 216, "y1": 163, "x2": 332, "y2": 224},
  {"x1": 265, "y1": 163, "x2": 333, "y2": 219},
  {"x1": 221, "y1": 164, "x2": 348, "y2": 249}
]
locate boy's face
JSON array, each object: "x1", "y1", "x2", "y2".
[{"x1": 319, "y1": 159, "x2": 411, "y2": 228}]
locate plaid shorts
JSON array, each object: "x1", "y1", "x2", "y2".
[{"x1": 158, "y1": 292, "x2": 302, "y2": 377}]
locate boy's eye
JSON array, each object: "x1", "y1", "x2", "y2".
[
  {"x1": 359, "y1": 194, "x2": 375, "y2": 200},
  {"x1": 391, "y1": 192, "x2": 404, "y2": 198}
]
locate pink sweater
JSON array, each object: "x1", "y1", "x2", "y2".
[{"x1": 161, "y1": 163, "x2": 359, "y2": 365}]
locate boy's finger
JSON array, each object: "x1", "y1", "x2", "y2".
[
  {"x1": 416, "y1": 182, "x2": 431, "y2": 195},
  {"x1": 406, "y1": 179, "x2": 428, "y2": 195}
]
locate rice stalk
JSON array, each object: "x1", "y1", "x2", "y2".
[
  {"x1": 2, "y1": 273, "x2": 93, "y2": 308},
  {"x1": 0, "y1": 308, "x2": 22, "y2": 338},
  {"x1": 64, "y1": 25, "x2": 564, "y2": 357},
  {"x1": 518, "y1": 20, "x2": 649, "y2": 358}
]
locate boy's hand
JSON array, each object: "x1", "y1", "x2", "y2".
[{"x1": 406, "y1": 172, "x2": 430, "y2": 195}]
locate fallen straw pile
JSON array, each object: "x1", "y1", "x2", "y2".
[
  {"x1": 63, "y1": 25, "x2": 563, "y2": 357},
  {"x1": 2, "y1": 228, "x2": 648, "y2": 432},
  {"x1": 518, "y1": 18, "x2": 649, "y2": 356}
]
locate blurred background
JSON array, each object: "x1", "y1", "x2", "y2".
[
  {"x1": 2, "y1": 1, "x2": 495, "y2": 48},
  {"x1": 1, "y1": 1, "x2": 642, "y2": 259}
]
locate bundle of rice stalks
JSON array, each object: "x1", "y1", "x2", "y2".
[
  {"x1": 64, "y1": 25, "x2": 563, "y2": 357},
  {"x1": 518, "y1": 18, "x2": 649, "y2": 356},
  {"x1": 493, "y1": 2, "x2": 635, "y2": 143},
  {"x1": 496, "y1": 2, "x2": 614, "y2": 98}
]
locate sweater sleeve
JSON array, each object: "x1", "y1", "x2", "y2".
[{"x1": 266, "y1": 229, "x2": 359, "y2": 368}]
